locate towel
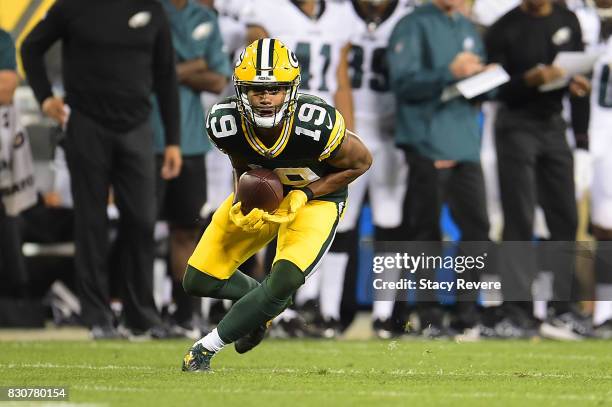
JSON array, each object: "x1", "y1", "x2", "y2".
[{"x1": 0, "y1": 103, "x2": 37, "y2": 216}]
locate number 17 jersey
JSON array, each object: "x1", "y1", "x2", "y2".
[{"x1": 206, "y1": 93, "x2": 348, "y2": 203}]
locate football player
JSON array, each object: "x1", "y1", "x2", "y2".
[
  {"x1": 315, "y1": 0, "x2": 411, "y2": 338},
  {"x1": 590, "y1": 0, "x2": 612, "y2": 338},
  {"x1": 242, "y1": 0, "x2": 356, "y2": 332},
  {"x1": 181, "y1": 39, "x2": 372, "y2": 372}
]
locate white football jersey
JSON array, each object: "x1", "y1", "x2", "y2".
[
  {"x1": 589, "y1": 37, "x2": 612, "y2": 156},
  {"x1": 243, "y1": 0, "x2": 354, "y2": 105},
  {"x1": 471, "y1": 0, "x2": 519, "y2": 27},
  {"x1": 346, "y1": 1, "x2": 412, "y2": 120}
]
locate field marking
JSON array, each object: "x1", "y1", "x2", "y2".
[
  {"x1": 2, "y1": 363, "x2": 611, "y2": 381},
  {"x1": 0, "y1": 363, "x2": 153, "y2": 371},
  {"x1": 0, "y1": 403, "x2": 106, "y2": 407},
  {"x1": 218, "y1": 366, "x2": 612, "y2": 381},
  {"x1": 69, "y1": 384, "x2": 611, "y2": 403}
]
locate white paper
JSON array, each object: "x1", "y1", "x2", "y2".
[
  {"x1": 539, "y1": 51, "x2": 601, "y2": 92},
  {"x1": 553, "y1": 51, "x2": 600, "y2": 76},
  {"x1": 456, "y1": 65, "x2": 510, "y2": 99}
]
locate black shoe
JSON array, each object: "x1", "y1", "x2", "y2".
[
  {"x1": 321, "y1": 318, "x2": 342, "y2": 339},
  {"x1": 489, "y1": 317, "x2": 537, "y2": 339},
  {"x1": 373, "y1": 318, "x2": 394, "y2": 339},
  {"x1": 270, "y1": 316, "x2": 321, "y2": 338},
  {"x1": 299, "y1": 300, "x2": 320, "y2": 325},
  {"x1": 594, "y1": 319, "x2": 612, "y2": 339},
  {"x1": 540, "y1": 311, "x2": 593, "y2": 340},
  {"x1": 121, "y1": 324, "x2": 186, "y2": 341},
  {"x1": 420, "y1": 324, "x2": 457, "y2": 339},
  {"x1": 90, "y1": 325, "x2": 125, "y2": 340},
  {"x1": 234, "y1": 322, "x2": 270, "y2": 354},
  {"x1": 182, "y1": 343, "x2": 215, "y2": 372}
]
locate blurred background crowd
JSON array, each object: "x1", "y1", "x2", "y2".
[{"x1": 1, "y1": 0, "x2": 611, "y2": 342}]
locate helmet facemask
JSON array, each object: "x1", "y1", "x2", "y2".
[{"x1": 234, "y1": 79, "x2": 300, "y2": 128}]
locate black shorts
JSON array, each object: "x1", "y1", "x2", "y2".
[{"x1": 156, "y1": 154, "x2": 207, "y2": 227}]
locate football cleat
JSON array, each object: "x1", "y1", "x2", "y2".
[
  {"x1": 373, "y1": 318, "x2": 395, "y2": 339},
  {"x1": 234, "y1": 321, "x2": 271, "y2": 354},
  {"x1": 594, "y1": 319, "x2": 612, "y2": 339},
  {"x1": 181, "y1": 343, "x2": 215, "y2": 372}
]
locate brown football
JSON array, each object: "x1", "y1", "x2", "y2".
[{"x1": 236, "y1": 168, "x2": 284, "y2": 215}]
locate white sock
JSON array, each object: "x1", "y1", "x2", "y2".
[
  {"x1": 274, "y1": 308, "x2": 298, "y2": 323},
  {"x1": 594, "y1": 284, "x2": 612, "y2": 325},
  {"x1": 371, "y1": 266, "x2": 401, "y2": 321},
  {"x1": 320, "y1": 252, "x2": 348, "y2": 321},
  {"x1": 533, "y1": 300, "x2": 548, "y2": 321},
  {"x1": 295, "y1": 267, "x2": 322, "y2": 306},
  {"x1": 372, "y1": 301, "x2": 394, "y2": 321},
  {"x1": 196, "y1": 328, "x2": 226, "y2": 353}
]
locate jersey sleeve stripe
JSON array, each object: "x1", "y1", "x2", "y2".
[{"x1": 318, "y1": 110, "x2": 346, "y2": 161}]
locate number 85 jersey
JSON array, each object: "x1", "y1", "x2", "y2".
[{"x1": 206, "y1": 93, "x2": 348, "y2": 203}]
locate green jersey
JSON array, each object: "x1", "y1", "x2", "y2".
[{"x1": 206, "y1": 93, "x2": 347, "y2": 202}]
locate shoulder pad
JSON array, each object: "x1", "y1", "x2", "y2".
[
  {"x1": 205, "y1": 97, "x2": 242, "y2": 153},
  {"x1": 292, "y1": 94, "x2": 346, "y2": 161}
]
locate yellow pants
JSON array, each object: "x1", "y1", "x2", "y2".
[{"x1": 188, "y1": 194, "x2": 344, "y2": 279}]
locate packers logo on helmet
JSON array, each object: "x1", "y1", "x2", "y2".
[{"x1": 233, "y1": 38, "x2": 301, "y2": 128}]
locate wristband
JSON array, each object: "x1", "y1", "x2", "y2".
[{"x1": 299, "y1": 187, "x2": 314, "y2": 201}]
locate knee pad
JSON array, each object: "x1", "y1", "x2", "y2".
[
  {"x1": 182, "y1": 265, "x2": 223, "y2": 297},
  {"x1": 265, "y1": 260, "x2": 305, "y2": 300}
]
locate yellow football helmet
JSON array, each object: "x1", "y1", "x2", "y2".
[{"x1": 233, "y1": 38, "x2": 301, "y2": 128}]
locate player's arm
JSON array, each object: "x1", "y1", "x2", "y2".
[
  {"x1": 228, "y1": 154, "x2": 250, "y2": 191},
  {"x1": 20, "y1": 0, "x2": 67, "y2": 123},
  {"x1": 307, "y1": 130, "x2": 372, "y2": 198},
  {"x1": 177, "y1": 17, "x2": 230, "y2": 94},
  {"x1": 334, "y1": 43, "x2": 355, "y2": 131},
  {"x1": 177, "y1": 58, "x2": 228, "y2": 94},
  {"x1": 0, "y1": 70, "x2": 18, "y2": 105}
]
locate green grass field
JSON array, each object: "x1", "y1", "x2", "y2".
[{"x1": 0, "y1": 339, "x2": 610, "y2": 407}]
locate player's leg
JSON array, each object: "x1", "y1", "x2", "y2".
[
  {"x1": 536, "y1": 124, "x2": 588, "y2": 338},
  {"x1": 591, "y1": 152, "x2": 612, "y2": 337},
  {"x1": 316, "y1": 167, "x2": 367, "y2": 337},
  {"x1": 182, "y1": 194, "x2": 278, "y2": 301},
  {"x1": 111, "y1": 120, "x2": 161, "y2": 334},
  {"x1": 183, "y1": 200, "x2": 341, "y2": 371},
  {"x1": 199, "y1": 148, "x2": 235, "y2": 326},
  {"x1": 446, "y1": 162, "x2": 490, "y2": 332},
  {"x1": 400, "y1": 148, "x2": 445, "y2": 336},
  {"x1": 495, "y1": 110, "x2": 540, "y2": 333},
  {"x1": 63, "y1": 110, "x2": 116, "y2": 336},
  {"x1": 160, "y1": 155, "x2": 208, "y2": 335},
  {"x1": 369, "y1": 141, "x2": 409, "y2": 337}
]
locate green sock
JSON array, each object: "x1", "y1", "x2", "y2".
[
  {"x1": 182, "y1": 265, "x2": 259, "y2": 301},
  {"x1": 216, "y1": 260, "x2": 304, "y2": 343}
]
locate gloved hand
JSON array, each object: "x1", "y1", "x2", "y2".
[
  {"x1": 229, "y1": 202, "x2": 266, "y2": 233},
  {"x1": 263, "y1": 190, "x2": 309, "y2": 224}
]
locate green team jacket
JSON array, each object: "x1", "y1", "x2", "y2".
[{"x1": 387, "y1": 3, "x2": 485, "y2": 163}]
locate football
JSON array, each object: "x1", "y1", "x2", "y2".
[{"x1": 236, "y1": 168, "x2": 284, "y2": 215}]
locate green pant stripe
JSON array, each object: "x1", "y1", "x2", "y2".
[{"x1": 302, "y1": 201, "x2": 343, "y2": 276}]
